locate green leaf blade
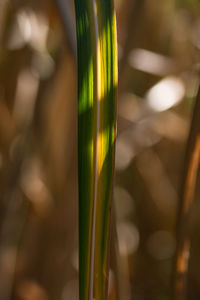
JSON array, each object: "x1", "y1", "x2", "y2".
[
  {"x1": 74, "y1": 0, "x2": 117, "y2": 299},
  {"x1": 94, "y1": 1, "x2": 118, "y2": 299},
  {"x1": 75, "y1": 1, "x2": 98, "y2": 299}
]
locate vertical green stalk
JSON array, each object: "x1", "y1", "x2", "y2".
[
  {"x1": 74, "y1": 1, "x2": 98, "y2": 299},
  {"x1": 74, "y1": 0, "x2": 117, "y2": 299},
  {"x1": 94, "y1": 1, "x2": 117, "y2": 299}
]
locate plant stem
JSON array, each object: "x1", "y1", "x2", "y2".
[
  {"x1": 173, "y1": 85, "x2": 200, "y2": 300},
  {"x1": 74, "y1": 0, "x2": 117, "y2": 299}
]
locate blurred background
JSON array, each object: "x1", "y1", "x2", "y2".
[{"x1": 0, "y1": 0, "x2": 200, "y2": 299}]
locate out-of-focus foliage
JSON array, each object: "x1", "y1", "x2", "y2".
[{"x1": 0, "y1": 0, "x2": 200, "y2": 300}]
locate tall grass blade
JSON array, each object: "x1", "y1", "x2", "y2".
[
  {"x1": 74, "y1": 0, "x2": 117, "y2": 299},
  {"x1": 74, "y1": 1, "x2": 98, "y2": 299},
  {"x1": 94, "y1": 1, "x2": 117, "y2": 299}
]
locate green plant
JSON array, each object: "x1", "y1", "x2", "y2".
[{"x1": 74, "y1": 0, "x2": 117, "y2": 299}]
